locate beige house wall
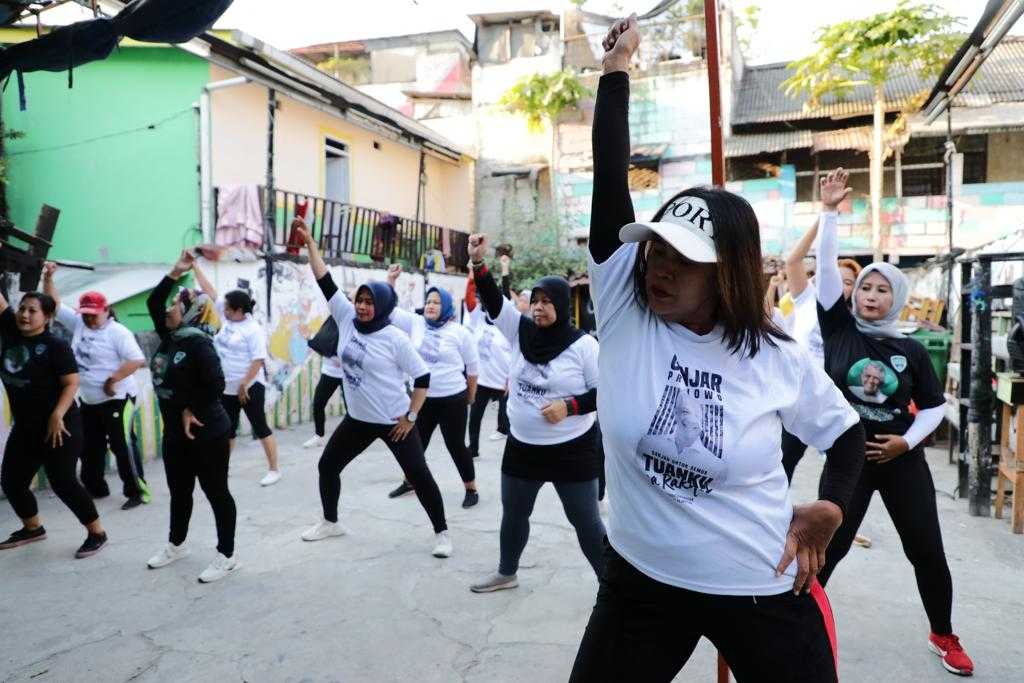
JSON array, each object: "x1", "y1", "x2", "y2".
[
  {"x1": 987, "y1": 131, "x2": 1024, "y2": 183},
  {"x1": 208, "y1": 64, "x2": 473, "y2": 231}
]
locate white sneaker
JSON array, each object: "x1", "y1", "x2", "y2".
[
  {"x1": 260, "y1": 470, "x2": 282, "y2": 487},
  {"x1": 198, "y1": 553, "x2": 239, "y2": 583},
  {"x1": 488, "y1": 432, "x2": 507, "y2": 442},
  {"x1": 147, "y1": 542, "x2": 189, "y2": 569},
  {"x1": 301, "y1": 520, "x2": 346, "y2": 542},
  {"x1": 432, "y1": 530, "x2": 453, "y2": 558},
  {"x1": 303, "y1": 435, "x2": 324, "y2": 449}
]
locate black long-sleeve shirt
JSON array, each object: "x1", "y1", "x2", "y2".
[
  {"x1": 590, "y1": 71, "x2": 635, "y2": 265},
  {"x1": 147, "y1": 276, "x2": 229, "y2": 441}
]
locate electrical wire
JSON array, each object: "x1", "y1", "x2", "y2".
[{"x1": 7, "y1": 106, "x2": 194, "y2": 157}]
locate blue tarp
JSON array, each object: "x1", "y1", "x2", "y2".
[{"x1": 0, "y1": 0, "x2": 234, "y2": 108}]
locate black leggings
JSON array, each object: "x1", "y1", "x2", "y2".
[
  {"x1": 318, "y1": 415, "x2": 447, "y2": 533},
  {"x1": 313, "y1": 374, "x2": 346, "y2": 437},
  {"x1": 1, "y1": 413, "x2": 99, "y2": 526},
  {"x1": 468, "y1": 385, "x2": 508, "y2": 456},
  {"x1": 418, "y1": 391, "x2": 475, "y2": 484},
  {"x1": 80, "y1": 398, "x2": 146, "y2": 499},
  {"x1": 571, "y1": 544, "x2": 838, "y2": 682},
  {"x1": 162, "y1": 434, "x2": 236, "y2": 557},
  {"x1": 781, "y1": 429, "x2": 809, "y2": 483},
  {"x1": 818, "y1": 448, "x2": 953, "y2": 634},
  {"x1": 221, "y1": 382, "x2": 273, "y2": 440},
  {"x1": 499, "y1": 473, "x2": 605, "y2": 577}
]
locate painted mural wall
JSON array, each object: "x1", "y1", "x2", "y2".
[{"x1": 0, "y1": 259, "x2": 467, "y2": 489}]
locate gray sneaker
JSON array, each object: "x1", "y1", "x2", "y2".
[{"x1": 470, "y1": 572, "x2": 519, "y2": 593}]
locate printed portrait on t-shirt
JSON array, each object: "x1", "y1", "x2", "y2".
[
  {"x1": 340, "y1": 336, "x2": 368, "y2": 388},
  {"x1": 417, "y1": 329, "x2": 441, "y2": 365},
  {"x1": 846, "y1": 358, "x2": 899, "y2": 405},
  {"x1": 515, "y1": 361, "x2": 551, "y2": 409},
  {"x1": 3, "y1": 343, "x2": 30, "y2": 376},
  {"x1": 635, "y1": 354, "x2": 727, "y2": 504}
]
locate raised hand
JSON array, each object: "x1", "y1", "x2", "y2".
[
  {"x1": 820, "y1": 168, "x2": 853, "y2": 211},
  {"x1": 42, "y1": 261, "x2": 57, "y2": 279},
  {"x1": 387, "y1": 263, "x2": 403, "y2": 285},
  {"x1": 292, "y1": 222, "x2": 313, "y2": 246},
  {"x1": 468, "y1": 233, "x2": 488, "y2": 264},
  {"x1": 171, "y1": 249, "x2": 196, "y2": 278},
  {"x1": 602, "y1": 14, "x2": 640, "y2": 73}
]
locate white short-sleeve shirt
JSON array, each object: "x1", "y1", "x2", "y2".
[
  {"x1": 490, "y1": 300, "x2": 599, "y2": 445},
  {"x1": 467, "y1": 306, "x2": 511, "y2": 391},
  {"x1": 57, "y1": 304, "x2": 145, "y2": 405},
  {"x1": 328, "y1": 291, "x2": 429, "y2": 425},
  {"x1": 789, "y1": 284, "x2": 825, "y2": 366},
  {"x1": 214, "y1": 302, "x2": 268, "y2": 395},
  {"x1": 588, "y1": 243, "x2": 859, "y2": 596},
  {"x1": 396, "y1": 310, "x2": 479, "y2": 399}
]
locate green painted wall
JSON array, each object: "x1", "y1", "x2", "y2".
[{"x1": 3, "y1": 46, "x2": 208, "y2": 264}]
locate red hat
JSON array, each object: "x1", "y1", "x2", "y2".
[{"x1": 77, "y1": 291, "x2": 108, "y2": 315}]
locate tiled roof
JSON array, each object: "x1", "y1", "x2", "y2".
[{"x1": 733, "y1": 37, "x2": 1024, "y2": 126}]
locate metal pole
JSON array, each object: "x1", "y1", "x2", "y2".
[
  {"x1": 703, "y1": 0, "x2": 725, "y2": 187},
  {"x1": 198, "y1": 76, "x2": 251, "y2": 242},
  {"x1": 264, "y1": 88, "x2": 277, "y2": 320},
  {"x1": 944, "y1": 107, "x2": 955, "y2": 323},
  {"x1": 967, "y1": 258, "x2": 992, "y2": 516}
]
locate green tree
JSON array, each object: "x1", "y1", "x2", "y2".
[
  {"x1": 498, "y1": 202, "x2": 587, "y2": 290},
  {"x1": 782, "y1": 1, "x2": 961, "y2": 261},
  {"x1": 499, "y1": 69, "x2": 590, "y2": 132}
]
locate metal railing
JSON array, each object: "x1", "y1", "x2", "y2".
[{"x1": 214, "y1": 186, "x2": 470, "y2": 272}]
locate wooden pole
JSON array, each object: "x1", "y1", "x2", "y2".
[
  {"x1": 704, "y1": 0, "x2": 725, "y2": 187},
  {"x1": 705, "y1": 3, "x2": 729, "y2": 679}
]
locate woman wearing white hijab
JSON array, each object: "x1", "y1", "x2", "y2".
[{"x1": 816, "y1": 168, "x2": 973, "y2": 677}]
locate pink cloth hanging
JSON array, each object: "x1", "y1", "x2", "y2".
[{"x1": 215, "y1": 185, "x2": 264, "y2": 250}]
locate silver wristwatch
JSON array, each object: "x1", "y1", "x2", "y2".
[{"x1": 405, "y1": 411, "x2": 418, "y2": 423}]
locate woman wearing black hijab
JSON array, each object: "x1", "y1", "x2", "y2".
[
  {"x1": 467, "y1": 236, "x2": 604, "y2": 593},
  {"x1": 293, "y1": 226, "x2": 452, "y2": 558}
]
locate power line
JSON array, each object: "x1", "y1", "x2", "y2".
[{"x1": 7, "y1": 107, "x2": 195, "y2": 157}]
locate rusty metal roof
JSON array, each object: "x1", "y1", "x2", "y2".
[
  {"x1": 725, "y1": 126, "x2": 883, "y2": 158},
  {"x1": 734, "y1": 37, "x2": 1024, "y2": 126}
]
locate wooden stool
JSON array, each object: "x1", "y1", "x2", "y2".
[{"x1": 996, "y1": 402, "x2": 1024, "y2": 534}]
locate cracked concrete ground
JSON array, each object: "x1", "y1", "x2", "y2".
[{"x1": 2, "y1": 407, "x2": 1022, "y2": 682}]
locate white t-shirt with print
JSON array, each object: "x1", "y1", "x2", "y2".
[
  {"x1": 320, "y1": 353, "x2": 346, "y2": 379},
  {"x1": 57, "y1": 305, "x2": 144, "y2": 405},
  {"x1": 393, "y1": 310, "x2": 479, "y2": 398},
  {"x1": 489, "y1": 299, "x2": 599, "y2": 445},
  {"x1": 588, "y1": 243, "x2": 859, "y2": 596},
  {"x1": 328, "y1": 291, "x2": 429, "y2": 425},
  {"x1": 466, "y1": 306, "x2": 511, "y2": 391},
  {"x1": 788, "y1": 284, "x2": 825, "y2": 366},
  {"x1": 213, "y1": 302, "x2": 268, "y2": 395}
]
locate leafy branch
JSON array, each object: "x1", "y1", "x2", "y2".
[{"x1": 499, "y1": 69, "x2": 591, "y2": 132}]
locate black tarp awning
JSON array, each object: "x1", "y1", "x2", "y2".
[{"x1": 0, "y1": 0, "x2": 234, "y2": 108}]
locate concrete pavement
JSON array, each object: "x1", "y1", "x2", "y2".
[{"x1": 1, "y1": 408, "x2": 1022, "y2": 682}]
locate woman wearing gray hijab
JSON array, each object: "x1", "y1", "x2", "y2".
[{"x1": 816, "y1": 169, "x2": 973, "y2": 677}]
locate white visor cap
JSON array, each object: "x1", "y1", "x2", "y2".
[{"x1": 619, "y1": 195, "x2": 716, "y2": 263}]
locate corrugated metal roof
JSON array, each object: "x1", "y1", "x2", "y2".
[
  {"x1": 725, "y1": 126, "x2": 880, "y2": 158},
  {"x1": 734, "y1": 37, "x2": 1024, "y2": 126},
  {"x1": 725, "y1": 130, "x2": 810, "y2": 157}
]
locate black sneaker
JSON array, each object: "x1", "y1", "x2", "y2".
[
  {"x1": 388, "y1": 481, "x2": 415, "y2": 499},
  {"x1": 0, "y1": 526, "x2": 46, "y2": 550},
  {"x1": 462, "y1": 490, "x2": 480, "y2": 508},
  {"x1": 75, "y1": 532, "x2": 108, "y2": 559},
  {"x1": 121, "y1": 496, "x2": 144, "y2": 511}
]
